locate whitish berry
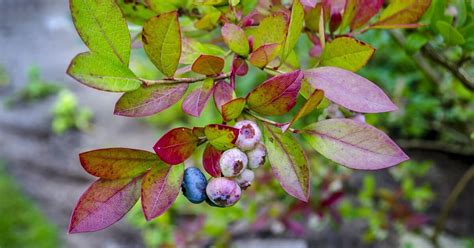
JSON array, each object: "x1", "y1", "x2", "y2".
[
  {"x1": 219, "y1": 148, "x2": 248, "y2": 177},
  {"x1": 206, "y1": 177, "x2": 242, "y2": 207},
  {"x1": 234, "y1": 169, "x2": 255, "y2": 189},
  {"x1": 234, "y1": 120, "x2": 261, "y2": 151},
  {"x1": 182, "y1": 167, "x2": 207, "y2": 204},
  {"x1": 247, "y1": 143, "x2": 266, "y2": 169}
]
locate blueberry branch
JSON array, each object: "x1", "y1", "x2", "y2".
[
  {"x1": 244, "y1": 109, "x2": 299, "y2": 134},
  {"x1": 141, "y1": 72, "x2": 231, "y2": 86}
]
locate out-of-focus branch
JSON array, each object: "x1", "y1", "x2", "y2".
[
  {"x1": 421, "y1": 44, "x2": 474, "y2": 91},
  {"x1": 397, "y1": 139, "x2": 474, "y2": 156},
  {"x1": 431, "y1": 166, "x2": 474, "y2": 245}
]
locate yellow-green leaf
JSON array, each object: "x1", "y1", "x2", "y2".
[
  {"x1": 248, "y1": 14, "x2": 288, "y2": 50},
  {"x1": 67, "y1": 52, "x2": 141, "y2": 92},
  {"x1": 204, "y1": 124, "x2": 239, "y2": 150},
  {"x1": 371, "y1": 0, "x2": 431, "y2": 29},
  {"x1": 222, "y1": 98, "x2": 246, "y2": 121},
  {"x1": 143, "y1": 11, "x2": 181, "y2": 77},
  {"x1": 320, "y1": 37, "x2": 375, "y2": 72},
  {"x1": 70, "y1": 0, "x2": 131, "y2": 65},
  {"x1": 221, "y1": 23, "x2": 250, "y2": 56},
  {"x1": 282, "y1": 0, "x2": 304, "y2": 62}
]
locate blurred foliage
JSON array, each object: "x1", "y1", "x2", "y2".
[
  {"x1": 0, "y1": 64, "x2": 9, "y2": 87},
  {"x1": 4, "y1": 66, "x2": 61, "y2": 107},
  {"x1": 51, "y1": 90, "x2": 93, "y2": 135},
  {"x1": 0, "y1": 161, "x2": 59, "y2": 248}
]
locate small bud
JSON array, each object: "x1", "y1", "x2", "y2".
[
  {"x1": 247, "y1": 143, "x2": 266, "y2": 169},
  {"x1": 206, "y1": 177, "x2": 242, "y2": 207},
  {"x1": 182, "y1": 167, "x2": 207, "y2": 204},
  {"x1": 219, "y1": 148, "x2": 248, "y2": 177},
  {"x1": 234, "y1": 120, "x2": 261, "y2": 151},
  {"x1": 234, "y1": 169, "x2": 255, "y2": 190}
]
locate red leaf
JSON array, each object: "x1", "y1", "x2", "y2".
[
  {"x1": 182, "y1": 78, "x2": 214, "y2": 117},
  {"x1": 141, "y1": 162, "x2": 184, "y2": 221},
  {"x1": 232, "y1": 56, "x2": 248, "y2": 76},
  {"x1": 202, "y1": 144, "x2": 222, "y2": 177},
  {"x1": 351, "y1": 0, "x2": 383, "y2": 29},
  {"x1": 79, "y1": 148, "x2": 157, "y2": 179},
  {"x1": 153, "y1": 128, "x2": 198, "y2": 165},
  {"x1": 191, "y1": 55, "x2": 225, "y2": 76},
  {"x1": 213, "y1": 81, "x2": 234, "y2": 113},
  {"x1": 69, "y1": 176, "x2": 141, "y2": 233},
  {"x1": 247, "y1": 70, "x2": 303, "y2": 116}
]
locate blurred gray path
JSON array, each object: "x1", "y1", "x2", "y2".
[{"x1": 0, "y1": 1, "x2": 156, "y2": 247}]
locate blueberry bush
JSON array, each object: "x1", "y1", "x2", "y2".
[{"x1": 66, "y1": 0, "x2": 434, "y2": 235}]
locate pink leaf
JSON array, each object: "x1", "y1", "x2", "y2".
[
  {"x1": 213, "y1": 81, "x2": 234, "y2": 113},
  {"x1": 69, "y1": 176, "x2": 142, "y2": 233},
  {"x1": 182, "y1": 78, "x2": 214, "y2": 117},
  {"x1": 302, "y1": 118, "x2": 409, "y2": 170},
  {"x1": 300, "y1": 0, "x2": 318, "y2": 8},
  {"x1": 114, "y1": 83, "x2": 188, "y2": 117},
  {"x1": 141, "y1": 163, "x2": 184, "y2": 221},
  {"x1": 304, "y1": 67, "x2": 397, "y2": 113}
]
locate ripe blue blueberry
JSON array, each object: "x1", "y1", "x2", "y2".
[{"x1": 182, "y1": 167, "x2": 208, "y2": 204}]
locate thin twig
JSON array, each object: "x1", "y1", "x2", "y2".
[
  {"x1": 244, "y1": 109, "x2": 299, "y2": 133},
  {"x1": 396, "y1": 139, "x2": 474, "y2": 156},
  {"x1": 431, "y1": 165, "x2": 474, "y2": 244},
  {"x1": 140, "y1": 73, "x2": 231, "y2": 86}
]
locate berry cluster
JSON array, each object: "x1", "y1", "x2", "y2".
[{"x1": 182, "y1": 120, "x2": 266, "y2": 207}]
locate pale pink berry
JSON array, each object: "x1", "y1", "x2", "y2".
[
  {"x1": 206, "y1": 177, "x2": 242, "y2": 207},
  {"x1": 247, "y1": 143, "x2": 266, "y2": 169},
  {"x1": 234, "y1": 120, "x2": 261, "y2": 151},
  {"x1": 234, "y1": 169, "x2": 255, "y2": 190},
  {"x1": 219, "y1": 148, "x2": 248, "y2": 177}
]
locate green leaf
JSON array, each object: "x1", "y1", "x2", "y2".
[
  {"x1": 143, "y1": 11, "x2": 181, "y2": 77},
  {"x1": 405, "y1": 32, "x2": 429, "y2": 54},
  {"x1": 70, "y1": 0, "x2": 131, "y2": 65},
  {"x1": 79, "y1": 148, "x2": 157, "y2": 179},
  {"x1": 141, "y1": 162, "x2": 184, "y2": 221},
  {"x1": 263, "y1": 123, "x2": 310, "y2": 202},
  {"x1": 191, "y1": 55, "x2": 225, "y2": 76},
  {"x1": 222, "y1": 98, "x2": 246, "y2": 121},
  {"x1": 320, "y1": 37, "x2": 375, "y2": 72},
  {"x1": 436, "y1": 21, "x2": 466, "y2": 45},
  {"x1": 204, "y1": 124, "x2": 239, "y2": 150},
  {"x1": 67, "y1": 52, "x2": 141, "y2": 92},
  {"x1": 221, "y1": 23, "x2": 250, "y2": 57},
  {"x1": 181, "y1": 38, "x2": 226, "y2": 65},
  {"x1": 282, "y1": 0, "x2": 304, "y2": 62},
  {"x1": 248, "y1": 14, "x2": 288, "y2": 50},
  {"x1": 117, "y1": 0, "x2": 157, "y2": 25},
  {"x1": 371, "y1": 0, "x2": 431, "y2": 29},
  {"x1": 114, "y1": 83, "x2": 188, "y2": 117}
]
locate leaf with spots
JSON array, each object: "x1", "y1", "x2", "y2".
[
  {"x1": 304, "y1": 67, "x2": 398, "y2": 113},
  {"x1": 142, "y1": 11, "x2": 181, "y2": 77},
  {"x1": 114, "y1": 83, "x2": 188, "y2": 117},
  {"x1": 153, "y1": 128, "x2": 199, "y2": 165},
  {"x1": 79, "y1": 148, "x2": 157, "y2": 179},
  {"x1": 302, "y1": 119, "x2": 409, "y2": 170},
  {"x1": 182, "y1": 78, "x2": 215, "y2": 117},
  {"x1": 141, "y1": 162, "x2": 184, "y2": 221},
  {"x1": 67, "y1": 52, "x2": 141, "y2": 92},
  {"x1": 263, "y1": 123, "x2": 310, "y2": 202},
  {"x1": 204, "y1": 124, "x2": 239, "y2": 150},
  {"x1": 320, "y1": 37, "x2": 375, "y2": 72},
  {"x1": 202, "y1": 144, "x2": 222, "y2": 177},
  {"x1": 68, "y1": 176, "x2": 142, "y2": 233},
  {"x1": 70, "y1": 0, "x2": 131, "y2": 65},
  {"x1": 247, "y1": 70, "x2": 303, "y2": 116},
  {"x1": 191, "y1": 55, "x2": 225, "y2": 76}
]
